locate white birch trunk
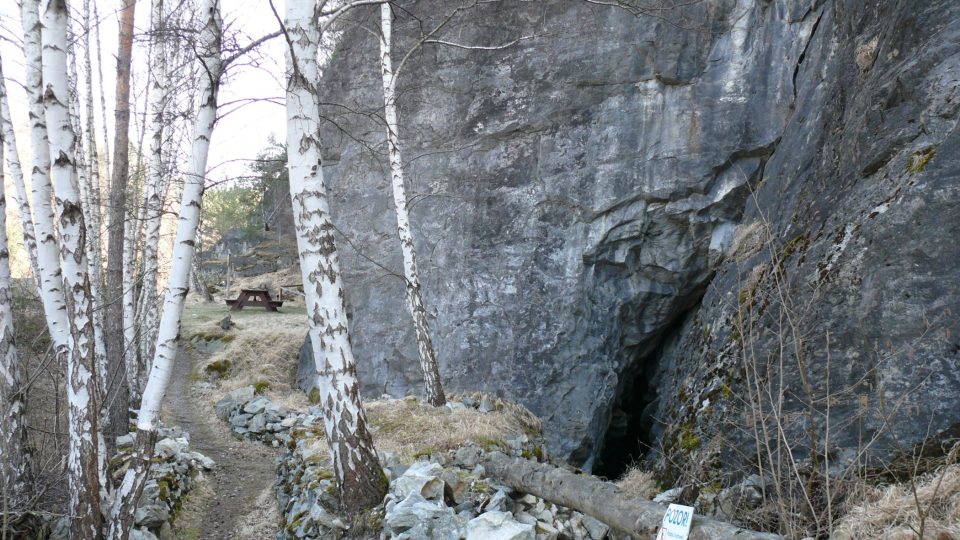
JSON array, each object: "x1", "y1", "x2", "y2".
[
  {"x1": 378, "y1": 3, "x2": 446, "y2": 406},
  {"x1": 93, "y1": 1, "x2": 111, "y2": 191},
  {"x1": 20, "y1": 0, "x2": 72, "y2": 359},
  {"x1": 0, "y1": 120, "x2": 32, "y2": 507},
  {"x1": 82, "y1": 0, "x2": 104, "y2": 290},
  {"x1": 133, "y1": 11, "x2": 170, "y2": 387},
  {"x1": 0, "y1": 56, "x2": 41, "y2": 292},
  {"x1": 108, "y1": 2, "x2": 223, "y2": 536},
  {"x1": 41, "y1": 0, "x2": 103, "y2": 537},
  {"x1": 286, "y1": 0, "x2": 386, "y2": 513},
  {"x1": 68, "y1": 34, "x2": 110, "y2": 420}
]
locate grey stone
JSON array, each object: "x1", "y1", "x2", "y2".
[
  {"x1": 129, "y1": 528, "x2": 160, "y2": 540},
  {"x1": 392, "y1": 461, "x2": 445, "y2": 501},
  {"x1": 484, "y1": 489, "x2": 513, "y2": 513},
  {"x1": 580, "y1": 514, "x2": 610, "y2": 540},
  {"x1": 384, "y1": 492, "x2": 464, "y2": 539},
  {"x1": 229, "y1": 413, "x2": 251, "y2": 427},
  {"x1": 243, "y1": 397, "x2": 270, "y2": 415},
  {"x1": 466, "y1": 511, "x2": 535, "y2": 540},
  {"x1": 134, "y1": 504, "x2": 170, "y2": 528},
  {"x1": 247, "y1": 413, "x2": 267, "y2": 433},
  {"x1": 454, "y1": 445, "x2": 481, "y2": 469},
  {"x1": 116, "y1": 433, "x2": 135, "y2": 448},
  {"x1": 153, "y1": 437, "x2": 187, "y2": 459}
]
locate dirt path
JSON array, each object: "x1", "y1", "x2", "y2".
[{"x1": 165, "y1": 346, "x2": 280, "y2": 539}]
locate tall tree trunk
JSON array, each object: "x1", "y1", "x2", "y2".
[
  {"x1": 108, "y1": 2, "x2": 223, "y2": 536},
  {"x1": 0, "y1": 110, "x2": 32, "y2": 512},
  {"x1": 0, "y1": 56, "x2": 41, "y2": 293},
  {"x1": 105, "y1": 0, "x2": 136, "y2": 446},
  {"x1": 286, "y1": 0, "x2": 386, "y2": 514},
  {"x1": 378, "y1": 3, "x2": 446, "y2": 407},
  {"x1": 67, "y1": 32, "x2": 110, "y2": 432},
  {"x1": 82, "y1": 0, "x2": 105, "y2": 292},
  {"x1": 20, "y1": 0, "x2": 72, "y2": 359},
  {"x1": 41, "y1": 1, "x2": 103, "y2": 537},
  {"x1": 133, "y1": 0, "x2": 170, "y2": 400},
  {"x1": 93, "y1": 1, "x2": 111, "y2": 190}
]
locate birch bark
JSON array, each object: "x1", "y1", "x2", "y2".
[
  {"x1": 20, "y1": 0, "x2": 72, "y2": 360},
  {"x1": 378, "y1": 2, "x2": 446, "y2": 406},
  {"x1": 0, "y1": 118, "x2": 32, "y2": 508},
  {"x1": 0, "y1": 56, "x2": 41, "y2": 291},
  {"x1": 68, "y1": 35, "x2": 110, "y2": 424},
  {"x1": 109, "y1": 1, "x2": 223, "y2": 535},
  {"x1": 133, "y1": 0, "x2": 170, "y2": 398},
  {"x1": 82, "y1": 0, "x2": 105, "y2": 290},
  {"x1": 286, "y1": 0, "x2": 387, "y2": 513},
  {"x1": 41, "y1": 0, "x2": 103, "y2": 537}
]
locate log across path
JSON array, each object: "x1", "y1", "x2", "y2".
[
  {"x1": 481, "y1": 451, "x2": 784, "y2": 540},
  {"x1": 165, "y1": 346, "x2": 280, "y2": 539}
]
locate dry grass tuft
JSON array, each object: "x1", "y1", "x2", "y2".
[
  {"x1": 615, "y1": 465, "x2": 659, "y2": 500},
  {"x1": 833, "y1": 463, "x2": 960, "y2": 540},
  {"x1": 364, "y1": 395, "x2": 540, "y2": 462}
]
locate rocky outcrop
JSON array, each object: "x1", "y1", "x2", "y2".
[
  {"x1": 647, "y1": 0, "x2": 960, "y2": 480},
  {"x1": 306, "y1": 0, "x2": 960, "y2": 473}
]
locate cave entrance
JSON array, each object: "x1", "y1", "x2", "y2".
[
  {"x1": 593, "y1": 307, "x2": 696, "y2": 480},
  {"x1": 593, "y1": 357, "x2": 658, "y2": 479}
]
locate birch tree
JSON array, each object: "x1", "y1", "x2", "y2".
[
  {"x1": 285, "y1": 0, "x2": 387, "y2": 513},
  {"x1": 0, "y1": 118, "x2": 32, "y2": 511},
  {"x1": 133, "y1": 0, "x2": 172, "y2": 396},
  {"x1": 378, "y1": 2, "x2": 446, "y2": 406},
  {"x1": 0, "y1": 56, "x2": 41, "y2": 291},
  {"x1": 109, "y1": 1, "x2": 224, "y2": 535},
  {"x1": 20, "y1": 0, "x2": 73, "y2": 363},
  {"x1": 82, "y1": 0, "x2": 105, "y2": 290},
  {"x1": 41, "y1": 0, "x2": 103, "y2": 536}
]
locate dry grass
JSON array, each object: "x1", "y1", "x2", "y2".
[
  {"x1": 181, "y1": 302, "x2": 309, "y2": 408},
  {"x1": 615, "y1": 465, "x2": 659, "y2": 500},
  {"x1": 833, "y1": 464, "x2": 960, "y2": 540},
  {"x1": 181, "y1": 302, "x2": 542, "y2": 464},
  {"x1": 365, "y1": 394, "x2": 541, "y2": 463}
]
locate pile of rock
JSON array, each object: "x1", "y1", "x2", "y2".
[
  {"x1": 214, "y1": 386, "x2": 317, "y2": 446},
  {"x1": 122, "y1": 427, "x2": 215, "y2": 540},
  {"x1": 275, "y1": 428, "x2": 347, "y2": 539},
  {"x1": 381, "y1": 458, "x2": 612, "y2": 540},
  {"x1": 49, "y1": 426, "x2": 215, "y2": 540}
]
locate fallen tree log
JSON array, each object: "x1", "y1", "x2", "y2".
[{"x1": 481, "y1": 452, "x2": 783, "y2": 540}]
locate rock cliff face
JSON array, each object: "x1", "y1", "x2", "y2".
[{"x1": 302, "y1": 0, "x2": 960, "y2": 472}]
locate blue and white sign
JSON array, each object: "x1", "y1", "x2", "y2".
[{"x1": 656, "y1": 504, "x2": 694, "y2": 540}]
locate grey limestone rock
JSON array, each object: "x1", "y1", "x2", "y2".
[{"x1": 298, "y1": 0, "x2": 960, "y2": 474}]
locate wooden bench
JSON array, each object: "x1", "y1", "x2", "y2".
[{"x1": 225, "y1": 288, "x2": 284, "y2": 312}]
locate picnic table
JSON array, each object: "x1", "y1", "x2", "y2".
[{"x1": 225, "y1": 288, "x2": 284, "y2": 312}]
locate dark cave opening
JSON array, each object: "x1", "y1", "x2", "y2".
[
  {"x1": 593, "y1": 352, "x2": 660, "y2": 480},
  {"x1": 593, "y1": 307, "x2": 696, "y2": 480}
]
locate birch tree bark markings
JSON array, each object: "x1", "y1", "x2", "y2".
[
  {"x1": 378, "y1": 2, "x2": 446, "y2": 407},
  {"x1": 41, "y1": 0, "x2": 103, "y2": 537},
  {"x1": 286, "y1": 0, "x2": 387, "y2": 514},
  {"x1": 0, "y1": 115, "x2": 32, "y2": 509}
]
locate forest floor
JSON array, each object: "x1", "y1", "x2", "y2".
[{"x1": 163, "y1": 342, "x2": 281, "y2": 539}]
